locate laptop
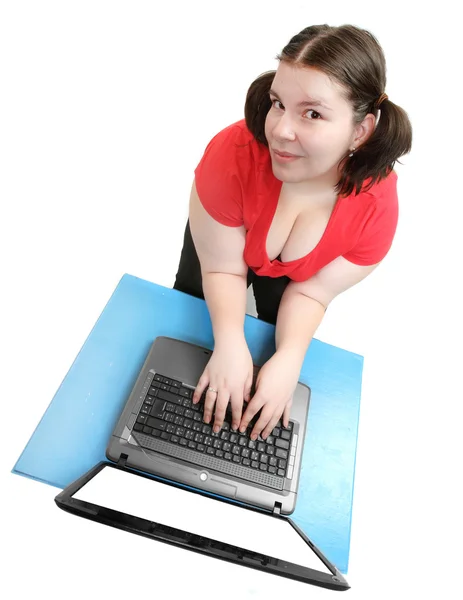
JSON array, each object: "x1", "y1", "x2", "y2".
[{"x1": 55, "y1": 336, "x2": 350, "y2": 590}]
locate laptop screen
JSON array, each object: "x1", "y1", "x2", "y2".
[{"x1": 73, "y1": 465, "x2": 333, "y2": 574}]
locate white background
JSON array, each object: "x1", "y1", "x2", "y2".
[{"x1": 1, "y1": 1, "x2": 462, "y2": 598}]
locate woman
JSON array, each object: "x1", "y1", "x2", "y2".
[{"x1": 173, "y1": 24, "x2": 412, "y2": 442}]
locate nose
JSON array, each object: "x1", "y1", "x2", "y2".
[{"x1": 271, "y1": 111, "x2": 297, "y2": 142}]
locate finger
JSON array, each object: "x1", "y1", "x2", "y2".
[
  {"x1": 250, "y1": 405, "x2": 275, "y2": 440},
  {"x1": 203, "y1": 387, "x2": 218, "y2": 424},
  {"x1": 261, "y1": 410, "x2": 282, "y2": 440},
  {"x1": 212, "y1": 388, "x2": 230, "y2": 433},
  {"x1": 229, "y1": 391, "x2": 244, "y2": 431},
  {"x1": 239, "y1": 396, "x2": 264, "y2": 433},
  {"x1": 283, "y1": 399, "x2": 293, "y2": 428},
  {"x1": 243, "y1": 372, "x2": 253, "y2": 403},
  {"x1": 193, "y1": 371, "x2": 209, "y2": 404}
]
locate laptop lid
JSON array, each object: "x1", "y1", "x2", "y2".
[{"x1": 55, "y1": 460, "x2": 349, "y2": 591}]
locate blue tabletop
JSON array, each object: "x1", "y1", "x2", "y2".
[{"x1": 12, "y1": 273, "x2": 363, "y2": 573}]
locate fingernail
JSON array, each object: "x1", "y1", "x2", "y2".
[
  {"x1": 239, "y1": 427, "x2": 245, "y2": 433},
  {"x1": 232, "y1": 424, "x2": 238, "y2": 431},
  {"x1": 204, "y1": 417, "x2": 209, "y2": 424},
  {"x1": 213, "y1": 425, "x2": 220, "y2": 433},
  {"x1": 251, "y1": 434, "x2": 257, "y2": 441}
]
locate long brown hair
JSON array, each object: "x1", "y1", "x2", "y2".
[{"x1": 244, "y1": 24, "x2": 412, "y2": 197}]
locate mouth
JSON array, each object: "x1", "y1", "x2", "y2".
[{"x1": 272, "y1": 149, "x2": 302, "y2": 163}]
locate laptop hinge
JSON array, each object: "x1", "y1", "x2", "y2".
[
  {"x1": 118, "y1": 453, "x2": 129, "y2": 468},
  {"x1": 273, "y1": 502, "x2": 282, "y2": 517}
]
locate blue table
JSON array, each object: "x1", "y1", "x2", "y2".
[{"x1": 12, "y1": 273, "x2": 363, "y2": 573}]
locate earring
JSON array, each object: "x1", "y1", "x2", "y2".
[{"x1": 349, "y1": 147, "x2": 356, "y2": 157}]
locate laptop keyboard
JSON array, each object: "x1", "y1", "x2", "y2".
[{"x1": 131, "y1": 372, "x2": 298, "y2": 491}]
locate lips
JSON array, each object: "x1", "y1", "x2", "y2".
[{"x1": 273, "y1": 149, "x2": 300, "y2": 158}]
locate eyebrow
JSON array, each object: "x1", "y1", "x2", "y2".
[{"x1": 269, "y1": 88, "x2": 333, "y2": 111}]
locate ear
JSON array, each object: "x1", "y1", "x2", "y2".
[{"x1": 352, "y1": 113, "x2": 376, "y2": 147}]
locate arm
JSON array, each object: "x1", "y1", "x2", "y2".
[
  {"x1": 240, "y1": 255, "x2": 380, "y2": 438},
  {"x1": 188, "y1": 179, "x2": 248, "y2": 345},
  {"x1": 189, "y1": 179, "x2": 254, "y2": 430},
  {"x1": 276, "y1": 255, "x2": 380, "y2": 363}
]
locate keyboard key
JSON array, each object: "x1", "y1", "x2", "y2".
[
  {"x1": 174, "y1": 406, "x2": 185, "y2": 416},
  {"x1": 175, "y1": 427, "x2": 185, "y2": 437},
  {"x1": 188, "y1": 441, "x2": 197, "y2": 450},
  {"x1": 161, "y1": 377, "x2": 172, "y2": 385},
  {"x1": 141, "y1": 404, "x2": 151, "y2": 415},
  {"x1": 272, "y1": 427, "x2": 281, "y2": 438},
  {"x1": 232, "y1": 445, "x2": 240, "y2": 455},
  {"x1": 238, "y1": 437, "x2": 247, "y2": 446},
  {"x1": 251, "y1": 460, "x2": 259, "y2": 469},
  {"x1": 220, "y1": 431, "x2": 230, "y2": 441},
  {"x1": 193, "y1": 412, "x2": 202, "y2": 422},
  {"x1": 222, "y1": 442, "x2": 231, "y2": 452},
  {"x1": 229, "y1": 433, "x2": 238, "y2": 444},
  {"x1": 268, "y1": 466, "x2": 276, "y2": 474},
  {"x1": 242, "y1": 458, "x2": 251, "y2": 467},
  {"x1": 146, "y1": 417, "x2": 166, "y2": 430},
  {"x1": 182, "y1": 398, "x2": 192, "y2": 408},
  {"x1": 248, "y1": 440, "x2": 256, "y2": 450},
  {"x1": 165, "y1": 403, "x2": 176, "y2": 413},
  {"x1": 179, "y1": 438, "x2": 188, "y2": 446},
  {"x1": 259, "y1": 464, "x2": 268, "y2": 472},
  {"x1": 149, "y1": 400, "x2": 166, "y2": 419},
  {"x1": 204, "y1": 436, "x2": 213, "y2": 446},
  {"x1": 202, "y1": 424, "x2": 212, "y2": 435},
  {"x1": 168, "y1": 386, "x2": 179, "y2": 395},
  {"x1": 185, "y1": 409, "x2": 194, "y2": 419},
  {"x1": 257, "y1": 442, "x2": 265, "y2": 452},
  {"x1": 174, "y1": 416, "x2": 184, "y2": 426},
  {"x1": 275, "y1": 439, "x2": 290, "y2": 450},
  {"x1": 194, "y1": 433, "x2": 204, "y2": 443},
  {"x1": 233, "y1": 456, "x2": 241, "y2": 464},
  {"x1": 265, "y1": 436, "x2": 274, "y2": 445},
  {"x1": 213, "y1": 439, "x2": 222, "y2": 449},
  {"x1": 154, "y1": 374, "x2": 163, "y2": 383},
  {"x1": 275, "y1": 448, "x2": 288, "y2": 460},
  {"x1": 133, "y1": 423, "x2": 143, "y2": 432},
  {"x1": 149, "y1": 386, "x2": 159, "y2": 396},
  {"x1": 161, "y1": 432, "x2": 171, "y2": 441},
  {"x1": 183, "y1": 419, "x2": 193, "y2": 429},
  {"x1": 251, "y1": 451, "x2": 259, "y2": 461},
  {"x1": 207, "y1": 447, "x2": 215, "y2": 455},
  {"x1": 281, "y1": 430, "x2": 291, "y2": 441},
  {"x1": 171, "y1": 435, "x2": 179, "y2": 444},
  {"x1": 144, "y1": 395, "x2": 155, "y2": 406},
  {"x1": 160, "y1": 384, "x2": 170, "y2": 391},
  {"x1": 170, "y1": 380, "x2": 181, "y2": 389},
  {"x1": 260, "y1": 454, "x2": 268, "y2": 464},
  {"x1": 197, "y1": 444, "x2": 206, "y2": 453},
  {"x1": 241, "y1": 448, "x2": 250, "y2": 458},
  {"x1": 152, "y1": 380, "x2": 161, "y2": 388},
  {"x1": 269, "y1": 457, "x2": 278, "y2": 467},
  {"x1": 215, "y1": 449, "x2": 223, "y2": 458},
  {"x1": 224, "y1": 453, "x2": 232, "y2": 461},
  {"x1": 277, "y1": 468, "x2": 285, "y2": 477},
  {"x1": 278, "y1": 459, "x2": 287, "y2": 469},
  {"x1": 166, "y1": 424, "x2": 176, "y2": 433},
  {"x1": 179, "y1": 387, "x2": 192, "y2": 398},
  {"x1": 266, "y1": 446, "x2": 275, "y2": 456},
  {"x1": 136, "y1": 414, "x2": 147, "y2": 424},
  {"x1": 165, "y1": 413, "x2": 174, "y2": 423},
  {"x1": 185, "y1": 430, "x2": 195, "y2": 440},
  {"x1": 157, "y1": 389, "x2": 182, "y2": 404}
]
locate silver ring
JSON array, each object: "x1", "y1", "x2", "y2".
[{"x1": 207, "y1": 387, "x2": 218, "y2": 394}]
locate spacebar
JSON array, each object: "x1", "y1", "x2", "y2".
[{"x1": 132, "y1": 432, "x2": 284, "y2": 491}]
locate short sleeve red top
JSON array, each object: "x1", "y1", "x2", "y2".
[{"x1": 194, "y1": 119, "x2": 398, "y2": 282}]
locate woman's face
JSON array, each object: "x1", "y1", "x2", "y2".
[{"x1": 264, "y1": 63, "x2": 361, "y2": 187}]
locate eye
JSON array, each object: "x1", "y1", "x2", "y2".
[
  {"x1": 304, "y1": 109, "x2": 322, "y2": 120},
  {"x1": 270, "y1": 98, "x2": 284, "y2": 110}
]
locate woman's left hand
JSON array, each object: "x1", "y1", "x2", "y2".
[{"x1": 239, "y1": 350, "x2": 302, "y2": 440}]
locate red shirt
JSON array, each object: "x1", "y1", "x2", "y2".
[{"x1": 194, "y1": 119, "x2": 398, "y2": 282}]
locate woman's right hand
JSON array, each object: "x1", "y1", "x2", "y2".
[{"x1": 192, "y1": 334, "x2": 254, "y2": 433}]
